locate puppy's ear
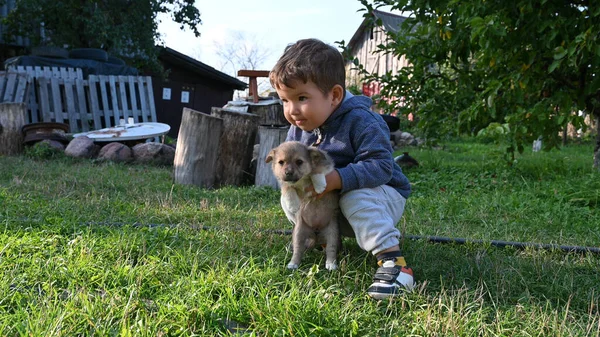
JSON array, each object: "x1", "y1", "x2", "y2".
[
  {"x1": 265, "y1": 149, "x2": 276, "y2": 163},
  {"x1": 308, "y1": 147, "x2": 331, "y2": 167}
]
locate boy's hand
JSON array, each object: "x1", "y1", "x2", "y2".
[{"x1": 306, "y1": 170, "x2": 341, "y2": 198}]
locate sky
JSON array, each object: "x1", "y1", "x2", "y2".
[{"x1": 157, "y1": 0, "x2": 371, "y2": 76}]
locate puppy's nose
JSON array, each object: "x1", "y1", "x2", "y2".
[{"x1": 285, "y1": 171, "x2": 294, "y2": 178}]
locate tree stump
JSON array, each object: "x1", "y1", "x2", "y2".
[
  {"x1": 255, "y1": 126, "x2": 289, "y2": 188},
  {"x1": 0, "y1": 103, "x2": 27, "y2": 156},
  {"x1": 247, "y1": 102, "x2": 288, "y2": 126},
  {"x1": 211, "y1": 107, "x2": 260, "y2": 187},
  {"x1": 174, "y1": 108, "x2": 223, "y2": 188}
]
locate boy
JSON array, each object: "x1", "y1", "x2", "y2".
[{"x1": 269, "y1": 38, "x2": 414, "y2": 299}]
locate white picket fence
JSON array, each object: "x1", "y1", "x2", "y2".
[{"x1": 4, "y1": 66, "x2": 156, "y2": 133}]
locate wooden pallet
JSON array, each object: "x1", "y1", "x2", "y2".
[
  {"x1": 34, "y1": 75, "x2": 156, "y2": 133},
  {"x1": 0, "y1": 72, "x2": 30, "y2": 104}
]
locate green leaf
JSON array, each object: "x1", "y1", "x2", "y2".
[
  {"x1": 548, "y1": 59, "x2": 561, "y2": 73},
  {"x1": 553, "y1": 46, "x2": 568, "y2": 60}
]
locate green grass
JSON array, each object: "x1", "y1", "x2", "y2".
[{"x1": 0, "y1": 141, "x2": 599, "y2": 336}]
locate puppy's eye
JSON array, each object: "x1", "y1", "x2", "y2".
[
  {"x1": 278, "y1": 160, "x2": 285, "y2": 166},
  {"x1": 296, "y1": 159, "x2": 303, "y2": 166}
]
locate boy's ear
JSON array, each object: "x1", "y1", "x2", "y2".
[{"x1": 330, "y1": 84, "x2": 344, "y2": 107}]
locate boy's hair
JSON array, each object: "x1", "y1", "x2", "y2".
[{"x1": 270, "y1": 38, "x2": 345, "y2": 95}]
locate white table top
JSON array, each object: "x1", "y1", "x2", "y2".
[{"x1": 73, "y1": 122, "x2": 171, "y2": 142}]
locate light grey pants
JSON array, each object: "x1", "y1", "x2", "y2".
[{"x1": 339, "y1": 185, "x2": 407, "y2": 255}]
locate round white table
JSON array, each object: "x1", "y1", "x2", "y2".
[{"x1": 73, "y1": 122, "x2": 171, "y2": 142}]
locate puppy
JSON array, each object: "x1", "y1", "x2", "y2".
[{"x1": 266, "y1": 141, "x2": 340, "y2": 271}]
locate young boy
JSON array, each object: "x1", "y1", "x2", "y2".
[{"x1": 269, "y1": 38, "x2": 414, "y2": 299}]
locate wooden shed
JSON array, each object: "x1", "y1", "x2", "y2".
[
  {"x1": 151, "y1": 47, "x2": 247, "y2": 138},
  {"x1": 345, "y1": 10, "x2": 410, "y2": 95}
]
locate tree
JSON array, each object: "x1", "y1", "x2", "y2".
[
  {"x1": 345, "y1": 0, "x2": 600, "y2": 166},
  {"x1": 0, "y1": 0, "x2": 202, "y2": 71},
  {"x1": 213, "y1": 31, "x2": 272, "y2": 97}
]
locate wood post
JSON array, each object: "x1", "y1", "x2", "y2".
[
  {"x1": 255, "y1": 126, "x2": 289, "y2": 188},
  {"x1": 247, "y1": 102, "x2": 288, "y2": 126},
  {"x1": 0, "y1": 103, "x2": 27, "y2": 156},
  {"x1": 211, "y1": 107, "x2": 259, "y2": 187},
  {"x1": 174, "y1": 108, "x2": 223, "y2": 188}
]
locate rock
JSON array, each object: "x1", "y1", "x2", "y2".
[
  {"x1": 65, "y1": 136, "x2": 99, "y2": 158},
  {"x1": 391, "y1": 131, "x2": 417, "y2": 147},
  {"x1": 36, "y1": 139, "x2": 65, "y2": 151},
  {"x1": 98, "y1": 142, "x2": 132, "y2": 162},
  {"x1": 132, "y1": 142, "x2": 175, "y2": 165}
]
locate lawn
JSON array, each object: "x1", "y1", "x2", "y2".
[{"x1": 0, "y1": 141, "x2": 599, "y2": 336}]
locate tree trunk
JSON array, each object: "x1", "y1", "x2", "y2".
[
  {"x1": 211, "y1": 107, "x2": 259, "y2": 187},
  {"x1": 255, "y1": 126, "x2": 289, "y2": 188},
  {"x1": 173, "y1": 108, "x2": 223, "y2": 188},
  {"x1": 247, "y1": 102, "x2": 287, "y2": 126},
  {"x1": 0, "y1": 103, "x2": 27, "y2": 156}
]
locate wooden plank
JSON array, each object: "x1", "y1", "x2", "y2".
[
  {"x1": 37, "y1": 77, "x2": 52, "y2": 122},
  {"x1": 0, "y1": 73, "x2": 6, "y2": 101},
  {"x1": 63, "y1": 79, "x2": 78, "y2": 133},
  {"x1": 127, "y1": 76, "x2": 140, "y2": 122},
  {"x1": 96, "y1": 75, "x2": 112, "y2": 128},
  {"x1": 3, "y1": 73, "x2": 16, "y2": 102},
  {"x1": 87, "y1": 77, "x2": 103, "y2": 130},
  {"x1": 137, "y1": 76, "x2": 149, "y2": 123},
  {"x1": 108, "y1": 75, "x2": 121, "y2": 124},
  {"x1": 50, "y1": 77, "x2": 63, "y2": 123},
  {"x1": 118, "y1": 76, "x2": 130, "y2": 120},
  {"x1": 75, "y1": 78, "x2": 90, "y2": 132},
  {"x1": 14, "y1": 74, "x2": 28, "y2": 103},
  {"x1": 145, "y1": 76, "x2": 157, "y2": 122}
]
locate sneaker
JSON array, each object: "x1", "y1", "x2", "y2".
[{"x1": 367, "y1": 258, "x2": 414, "y2": 299}]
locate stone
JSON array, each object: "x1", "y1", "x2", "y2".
[
  {"x1": 36, "y1": 139, "x2": 65, "y2": 151},
  {"x1": 132, "y1": 142, "x2": 175, "y2": 165},
  {"x1": 65, "y1": 136, "x2": 99, "y2": 158},
  {"x1": 98, "y1": 142, "x2": 132, "y2": 162}
]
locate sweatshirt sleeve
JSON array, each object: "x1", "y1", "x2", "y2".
[{"x1": 335, "y1": 122, "x2": 394, "y2": 193}]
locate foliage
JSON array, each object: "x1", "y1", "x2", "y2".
[
  {"x1": 343, "y1": 0, "x2": 600, "y2": 162},
  {"x1": 0, "y1": 0, "x2": 201, "y2": 71},
  {"x1": 23, "y1": 141, "x2": 65, "y2": 160},
  {"x1": 0, "y1": 143, "x2": 599, "y2": 334}
]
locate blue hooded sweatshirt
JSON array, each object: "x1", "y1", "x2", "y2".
[{"x1": 286, "y1": 92, "x2": 411, "y2": 199}]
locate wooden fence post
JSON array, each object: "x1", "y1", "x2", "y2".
[
  {"x1": 174, "y1": 108, "x2": 223, "y2": 188},
  {"x1": 255, "y1": 126, "x2": 289, "y2": 188},
  {"x1": 0, "y1": 103, "x2": 27, "y2": 155},
  {"x1": 211, "y1": 107, "x2": 260, "y2": 187}
]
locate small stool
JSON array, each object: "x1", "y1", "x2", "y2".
[{"x1": 237, "y1": 70, "x2": 270, "y2": 103}]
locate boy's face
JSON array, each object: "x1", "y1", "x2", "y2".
[{"x1": 276, "y1": 80, "x2": 343, "y2": 132}]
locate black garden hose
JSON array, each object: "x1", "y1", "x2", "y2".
[{"x1": 82, "y1": 221, "x2": 600, "y2": 255}]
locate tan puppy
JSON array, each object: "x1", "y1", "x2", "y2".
[{"x1": 266, "y1": 141, "x2": 340, "y2": 270}]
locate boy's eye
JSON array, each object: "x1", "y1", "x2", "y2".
[
  {"x1": 296, "y1": 159, "x2": 303, "y2": 166},
  {"x1": 298, "y1": 96, "x2": 307, "y2": 101}
]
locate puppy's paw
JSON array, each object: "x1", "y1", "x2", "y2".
[
  {"x1": 325, "y1": 261, "x2": 338, "y2": 271},
  {"x1": 311, "y1": 174, "x2": 327, "y2": 194},
  {"x1": 287, "y1": 262, "x2": 299, "y2": 270}
]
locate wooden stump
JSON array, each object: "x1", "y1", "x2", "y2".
[
  {"x1": 255, "y1": 126, "x2": 289, "y2": 188},
  {"x1": 0, "y1": 103, "x2": 27, "y2": 156},
  {"x1": 211, "y1": 107, "x2": 260, "y2": 187},
  {"x1": 247, "y1": 102, "x2": 288, "y2": 126},
  {"x1": 174, "y1": 108, "x2": 223, "y2": 188}
]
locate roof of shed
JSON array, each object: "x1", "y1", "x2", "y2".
[
  {"x1": 346, "y1": 9, "x2": 408, "y2": 54},
  {"x1": 159, "y1": 47, "x2": 247, "y2": 90}
]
